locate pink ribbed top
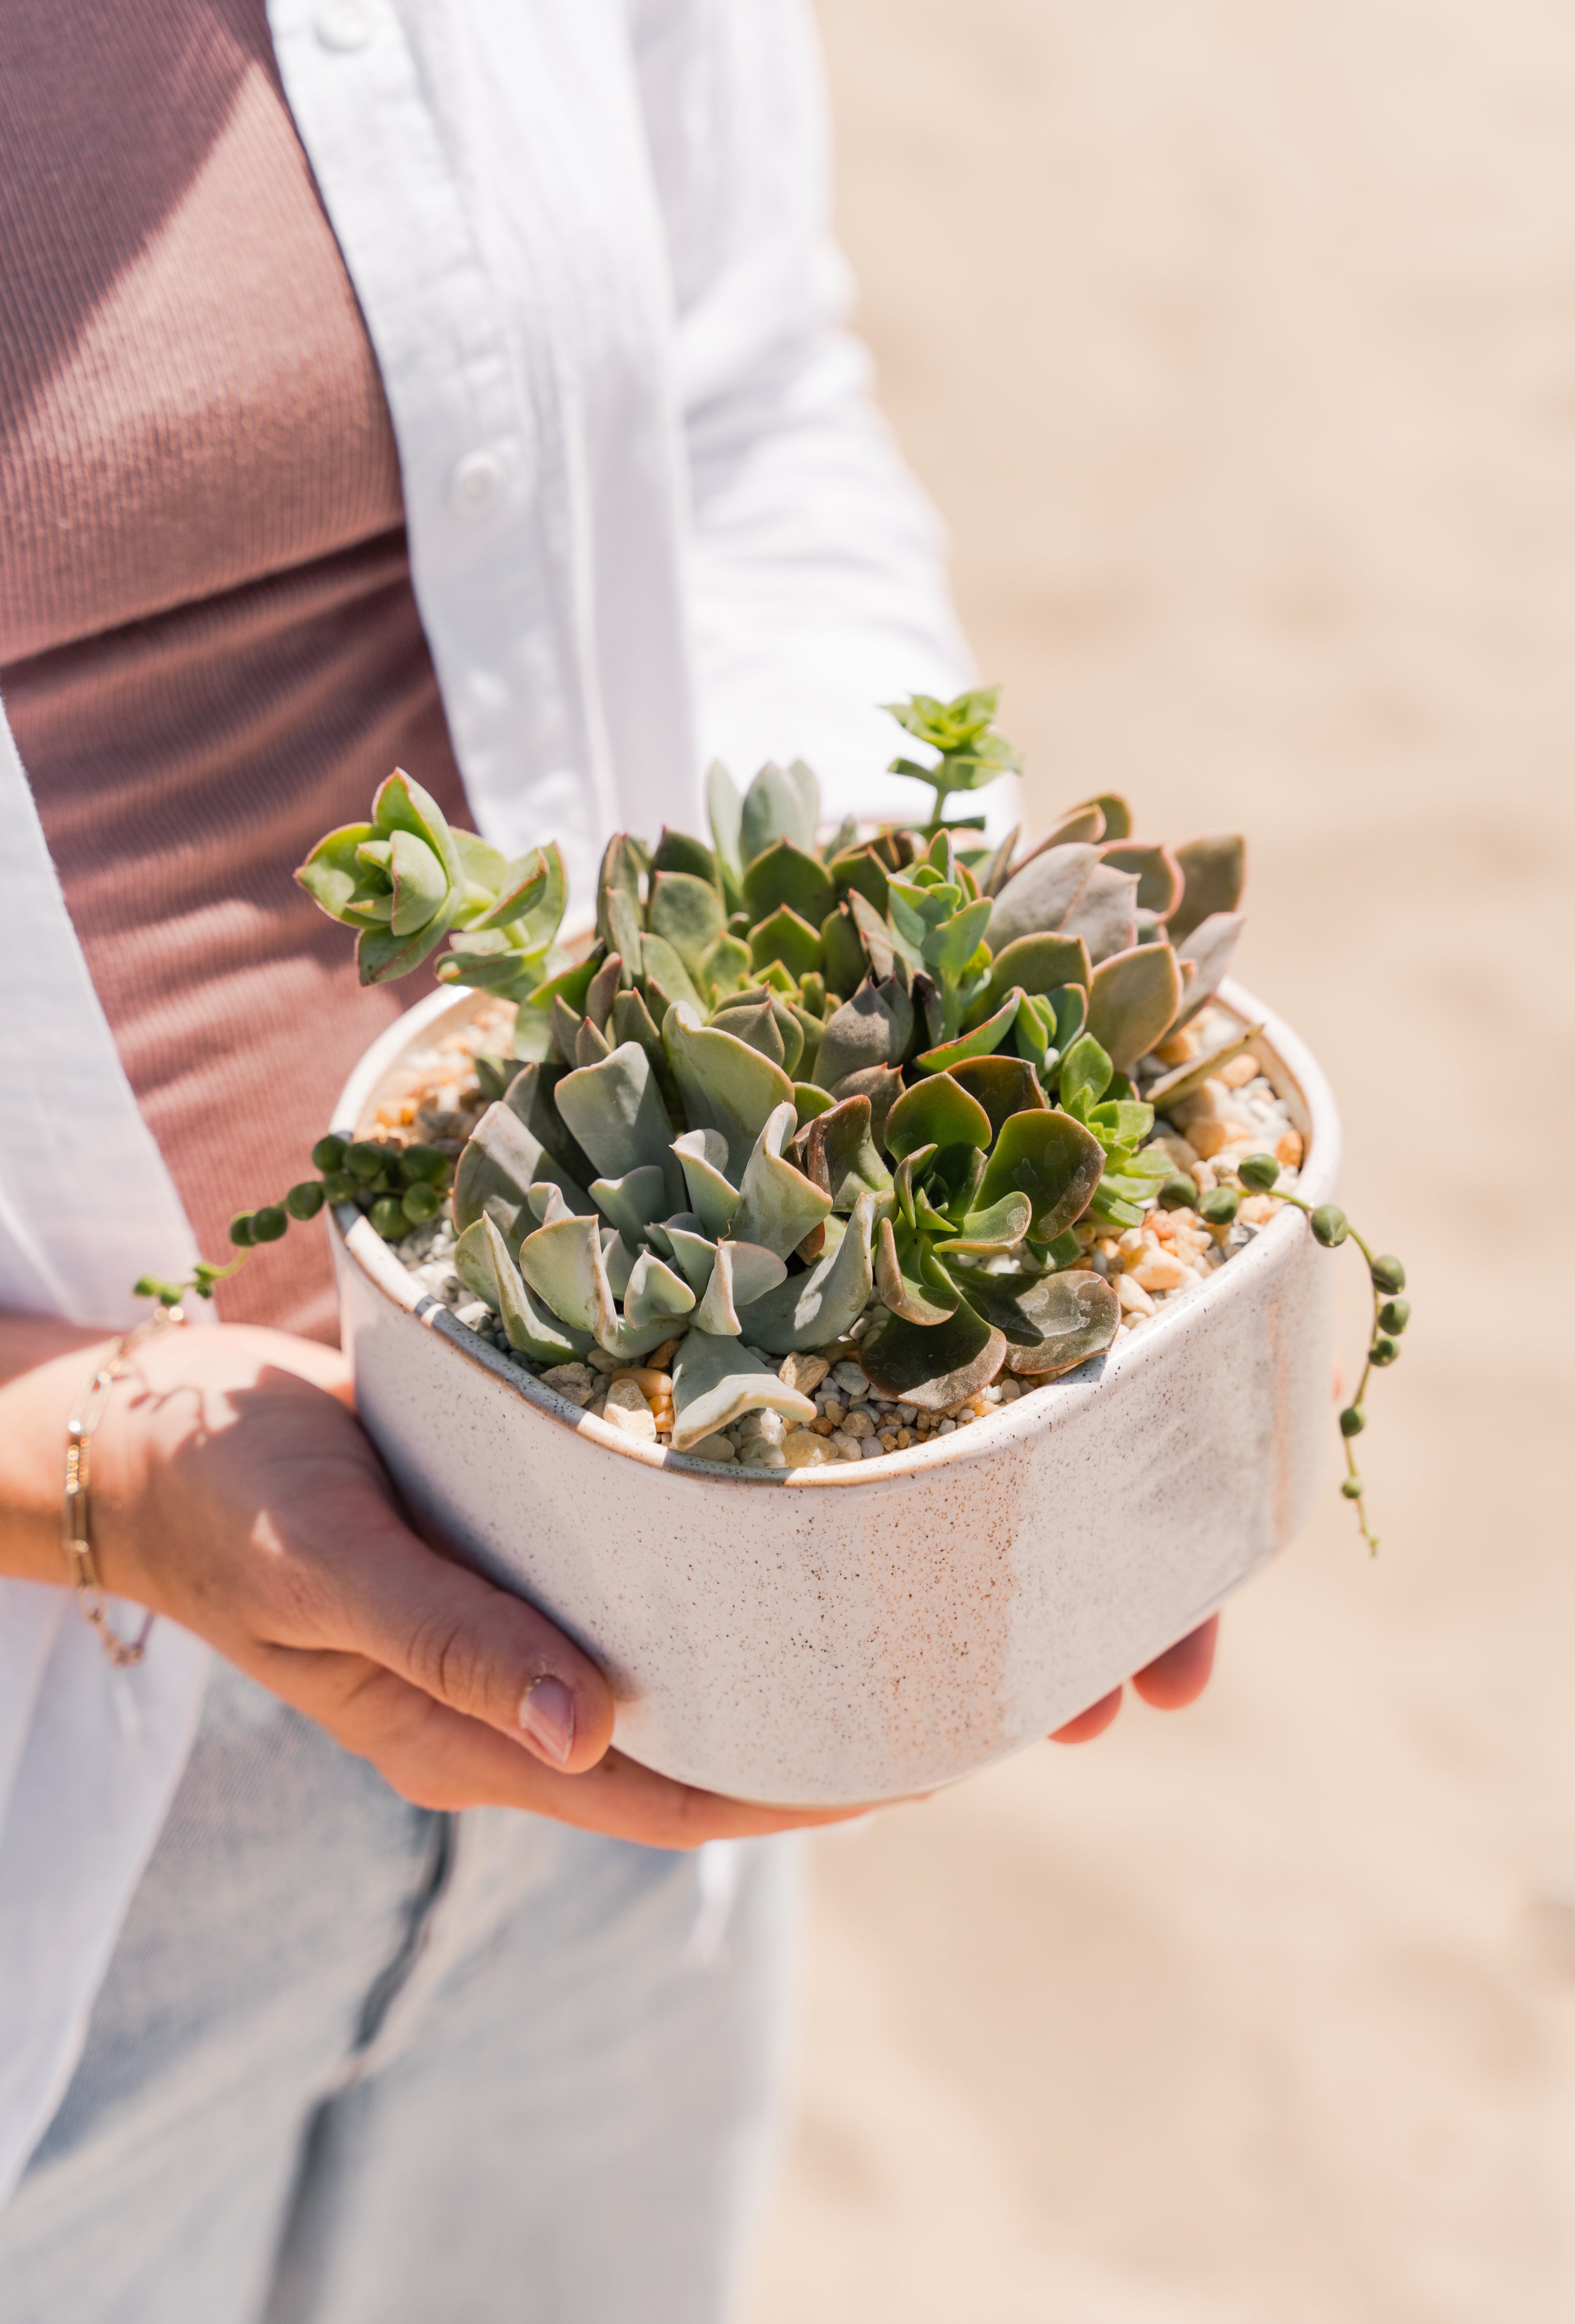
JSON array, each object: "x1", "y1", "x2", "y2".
[{"x1": 0, "y1": 0, "x2": 470, "y2": 1339}]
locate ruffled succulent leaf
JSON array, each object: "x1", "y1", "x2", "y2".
[
  {"x1": 884, "y1": 1073, "x2": 992, "y2": 1161},
  {"x1": 516, "y1": 1213, "x2": 612, "y2": 1338},
  {"x1": 554, "y1": 1043, "x2": 686, "y2": 1210},
  {"x1": 664, "y1": 1004, "x2": 797, "y2": 1179},
  {"x1": 892, "y1": 1146, "x2": 935, "y2": 1231},
  {"x1": 875, "y1": 1216, "x2": 959, "y2": 1324},
  {"x1": 735, "y1": 1189, "x2": 878, "y2": 1355},
  {"x1": 1057, "y1": 861, "x2": 1140, "y2": 964},
  {"x1": 1035, "y1": 803, "x2": 1107, "y2": 851},
  {"x1": 1171, "y1": 910, "x2": 1247, "y2": 1029},
  {"x1": 796, "y1": 1094, "x2": 893, "y2": 1212},
  {"x1": 1145, "y1": 1022, "x2": 1265, "y2": 1110},
  {"x1": 985, "y1": 1269, "x2": 1122, "y2": 1376},
  {"x1": 1080, "y1": 793, "x2": 1132, "y2": 842},
  {"x1": 748, "y1": 903, "x2": 823, "y2": 982},
  {"x1": 501, "y1": 1062, "x2": 598, "y2": 1186},
  {"x1": 527, "y1": 1183, "x2": 575, "y2": 1228},
  {"x1": 648, "y1": 871, "x2": 725, "y2": 978},
  {"x1": 915, "y1": 987, "x2": 1022, "y2": 1072},
  {"x1": 694, "y1": 1237, "x2": 789, "y2": 1335},
  {"x1": 379, "y1": 828, "x2": 446, "y2": 936},
  {"x1": 453, "y1": 1102, "x2": 593, "y2": 1252},
  {"x1": 732, "y1": 1101, "x2": 834, "y2": 1259},
  {"x1": 812, "y1": 977, "x2": 915, "y2": 1091},
  {"x1": 947, "y1": 1054, "x2": 1046, "y2": 1139},
  {"x1": 600, "y1": 1230, "x2": 636, "y2": 1299},
  {"x1": 623, "y1": 1248, "x2": 697, "y2": 1330},
  {"x1": 708, "y1": 995, "x2": 787, "y2": 1071},
  {"x1": 669, "y1": 1330, "x2": 816, "y2": 1453},
  {"x1": 741, "y1": 761, "x2": 816, "y2": 863},
  {"x1": 467, "y1": 844, "x2": 547, "y2": 932},
  {"x1": 671, "y1": 1125, "x2": 742, "y2": 1238},
  {"x1": 921, "y1": 894, "x2": 993, "y2": 981},
  {"x1": 827, "y1": 1063, "x2": 904, "y2": 1148},
  {"x1": 1085, "y1": 942, "x2": 1185, "y2": 1073},
  {"x1": 742, "y1": 838, "x2": 836, "y2": 930},
  {"x1": 859, "y1": 1300, "x2": 1007, "y2": 1410},
  {"x1": 588, "y1": 1164, "x2": 671, "y2": 1244},
  {"x1": 793, "y1": 1081, "x2": 836, "y2": 1128},
  {"x1": 1058, "y1": 1032, "x2": 1114, "y2": 1116},
  {"x1": 1099, "y1": 841, "x2": 1183, "y2": 919},
  {"x1": 453, "y1": 1216, "x2": 593, "y2": 1363},
  {"x1": 974, "y1": 1108, "x2": 1105, "y2": 1240},
  {"x1": 932, "y1": 1190, "x2": 1033, "y2": 1257},
  {"x1": 1168, "y1": 834, "x2": 1246, "y2": 945},
  {"x1": 984, "y1": 843, "x2": 1097, "y2": 952},
  {"x1": 664, "y1": 1222, "x2": 719, "y2": 1293},
  {"x1": 926, "y1": 1141, "x2": 987, "y2": 1221}
]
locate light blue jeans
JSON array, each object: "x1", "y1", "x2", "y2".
[{"x1": 0, "y1": 1660, "x2": 799, "y2": 2323}]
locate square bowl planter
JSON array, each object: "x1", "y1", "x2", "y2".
[{"x1": 330, "y1": 979, "x2": 1338, "y2": 1807}]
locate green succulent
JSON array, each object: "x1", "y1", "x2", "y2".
[{"x1": 149, "y1": 688, "x2": 1401, "y2": 1544}]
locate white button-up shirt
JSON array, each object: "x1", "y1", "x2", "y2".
[{"x1": 0, "y1": 0, "x2": 987, "y2": 2204}]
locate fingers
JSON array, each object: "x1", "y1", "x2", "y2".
[
  {"x1": 318, "y1": 1535, "x2": 617, "y2": 1773},
  {"x1": 1050, "y1": 1686, "x2": 1123, "y2": 1745},
  {"x1": 250, "y1": 1644, "x2": 876, "y2": 1844},
  {"x1": 1131, "y1": 1614, "x2": 1219, "y2": 1709}
]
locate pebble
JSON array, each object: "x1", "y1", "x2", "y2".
[
  {"x1": 687, "y1": 1432, "x2": 736, "y2": 1462},
  {"x1": 779, "y1": 1353, "x2": 830, "y2": 1396},
  {"x1": 842, "y1": 1409, "x2": 875, "y2": 1439},
  {"x1": 1219, "y1": 1053, "x2": 1260, "y2": 1088},
  {"x1": 782, "y1": 1428, "x2": 833, "y2": 1468},
  {"x1": 936, "y1": 1417, "x2": 956, "y2": 1435},
  {"x1": 602, "y1": 1378, "x2": 657, "y2": 1440},
  {"x1": 1116, "y1": 1275, "x2": 1156, "y2": 1315},
  {"x1": 738, "y1": 1437, "x2": 787, "y2": 1469},
  {"x1": 859, "y1": 1436, "x2": 884, "y2": 1457},
  {"x1": 896, "y1": 1404, "x2": 918, "y2": 1426},
  {"x1": 734, "y1": 1408, "x2": 786, "y2": 1445},
  {"x1": 831, "y1": 1433, "x2": 861, "y2": 1461},
  {"x1": 1130, "y1": 1248, "x2": 1189, "y2": 1293},
  {"x1": 1277, "y1": 1130, "x2": 1304, "y2": 1168},
  {"x1": 830, "y1": 1360, "x2": 869, "y2": 1398}
]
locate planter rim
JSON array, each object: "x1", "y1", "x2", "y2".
[{"x1": 328, "y1": 978, "x2": 1341, "y2": 1494}]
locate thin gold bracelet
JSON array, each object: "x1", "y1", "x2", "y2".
[{"x1": 61, "y1": 1305, "x2": 186, "y2": 1670}]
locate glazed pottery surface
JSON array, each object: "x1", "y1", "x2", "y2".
[{"x1": 330, "y1": 981, "x2": 1340, "y2": 1805}]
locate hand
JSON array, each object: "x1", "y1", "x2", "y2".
[
  {"x1": 1049, "y1": 1615, "x2": 1219, "y2": 1745},
  {"x1": 0, "y1": 1320, "x2": 869, "y2": 1849}
]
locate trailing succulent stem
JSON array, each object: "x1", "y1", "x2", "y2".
[{"x1": 149, "y1": 689, "x2": 1400, "y2": 1531}]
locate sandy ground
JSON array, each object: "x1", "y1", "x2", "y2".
[{"x1": 746, "y1": 5, "x2": 1575, "y2": 2318}]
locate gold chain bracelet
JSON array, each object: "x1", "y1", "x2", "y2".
[{"x1": 62, "y1": 1305, "x2": 186, "y2": 1669}]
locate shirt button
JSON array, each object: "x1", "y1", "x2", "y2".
[
  {"x1": 448, "y1": 449, "x2": 507, "y2": 515},
  {"x1": 317, "y1": 1, "x2": 372, "y2": 52}
]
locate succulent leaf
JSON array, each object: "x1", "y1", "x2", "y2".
[
  {"x1": 699, "y1": 931, "x2": 754, "y2": 1001},
  {"x1": 1086, "y1": 942, "x2": 1185, "y2": 1072},
  {"x1": 741, "y1": 761, "x2": 816, "y2": 863},
  {"x1": 694, "y1": 1237, "x2": 789, "y2": 1335},
  {"x1": 555, "y1": 1042, "x2": 685, "y2": 1208},
  {"x1": 671, "y1": 1125, "x2": 743, "y2": 1238},
  {"x1": 885, "y1": 1072, "x2": 992, "y2": 1160},
  {"x1": 828, "y1": 1063, "x2": 905, "y2": 1148},
  {"x1": 999, "y1": 1270, "x2": 1121, "y2": 1376},
  {"x1": 1057, "y1": 861, "x2": 1140, "y2": 964},
  {"x1": 984, "y1": 843, "x2": 1097, "y2": 951},
  {"x1": 516, "y1": 1213, "x2": 612, "y2": 1338},
  {"x1": 947, "y1": 1054, "x2": 1046, "y2": 1138},
  {"x1": 706, "y1": 761, "x2": 745, "y2": 887},
  {"x1": 453, "y1": 1102, "x2": 592, "y2": 1252},
  {"x1": 1099, "y1": 841, "x2": 1183, "y2": 919},
  {"x1": 1058, "y1": 1032, "x2": 1114, "y2": 1114},
  {"x1": 651, "y1": 826, "x2": 721, "y2": 887},
  {"x1": 932, "y1": 1191, "x2": 1033, "y2": 1255},
  {"x1": 793, "y1": 1081, "x2": 836, "y2": 1128},
  {"x1": 733, "y1": 1102, "x2": 834, "y2": 1259},
  {"x1": 972, "y1": 931, "x2": 1092, "y2": 1020},
  {"x1": 1168, "y1": 835, "x2": 1247, "y2": 945},
  {"x1": 453, "y1": 1216, "x2": 593, "y2": 1362},
  {"x1": 1170, "y1": 910, "x2": 1247, "y2": 1029},
  {"x1": 500, "y1": 1062, "x2": 598, "y2": 1186},
  {"x1": 669, "y1": 1329, "x2": 815, "y2": 1452},
  {"x1": 610, "y1": 983, "x2": 665, "y2": 1060},
  {"x1": 648, "y1": 871, "x2": 725, "y2": 977},
  {"x1": 736, "y1": 1190, "x2": 878, "y2": 1354},
  {"x1": 595, "y1": 833, "x2": 645, "y2": 966},
  {"x1": 708, "y1": 995, "x2": 787, "y2": 1070},
  {"x1": 623, "y1": 1248, "x2": 697, "y2": 1329},
  {"x1": 742, "y1": 838, "x2": 836, "y2": 930},
  {"x1": 638, "y1": 931, "x2": 704, "y2": 1015},
  {"x1": 664, "y1": 1004, "x2": 796, "y2": 1178},
  {"x1": 974, "y1": 1108, "x2": 1105, "y2": 1240},
  {"x1": 859, "y1": 1300, "x2": 1007, "y2": 1410},
  {"x1": 828, "y1": 846, "x2": 890, "y2": 916},
  {"x1": 574, "y1": 1017, "x2": 612, "y2": 1068},
  {"x1": 664, "y1": 1222, "x2": 719, "y2": 1293},
  {"x1": 812, "y1": 978, "x2": 915, "y2": 1090},
  {"x1": 796, "y1": 1094, "x2": 893, "y2": 1212},
  {"x1": 588, "y1": 1164, "x2": 670, "y2": 1244},
  {"x1": 747, "y1": 904, "x2": 823, "y2": 981},
  {"x1": 875, "y1": 1217, "x2": 959, "y2": 1323}
]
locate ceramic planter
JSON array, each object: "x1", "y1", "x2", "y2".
[{"x1": 330, "y1": 981, "x2": 1339, "y2": 1807}]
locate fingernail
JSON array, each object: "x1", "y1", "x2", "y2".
[{"x1": 519, "y1": 1676, "x2": 575, "y2": 1766}]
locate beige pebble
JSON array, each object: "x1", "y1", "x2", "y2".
[
  {"x1": 1277, "y1": 1130, "x2": 1304, "y2": 1168},
  {"x1": 1187, "y1": 1118, "x2": 1232, "y2": 1159},
  {"x1": 997, "y1": 1379, "x2": 1022, "y2": 1402},
  {"x1": 810, "y1": 1414, "x2": 839, "y2": 1437},
  {"x1": 1238, "y1": 1193, "x2": 1278, "y2": 1225},
  {"x1": 738, "y1": 1436, "x2": 787, "y2": 1469},
  {"x1": 782, "y1": 1428, "x2": 832, "y2": 1468},
  {"x1": 1152, "y1": 1028, "x2": 1198, "y2": 1068},
  {"x1": 689, "y1": 1433, "x2": 736, "y2": 1463},
  {"x1": 1131, "y1": 1250, "x2": 1189, "y2": 1292},
  {"x1": 879, "y1": 1431, "x2": 900, "y2": 1453},
  {"x1": 843, "y1": 1409, "x2": 875, "y2": 1439},
  {"x1": 831, "y1": 1433, "x2": 862, "y2": 1461},
  {"x1": 894, "y1": 1428, "x2": 912, "y2": 1449},
  {"x1": 1117, "y1": 1274, "x2": 1156, "y2": 1315},
  {"x1": 778, "y1": 1352, "x2": 831, "y2": 1396},
  {"x1": 1116, "y1": 1226, "x2": 1146, "y2": 1256},
  {"x1": 602, "y1": 1378, "x2": 658, "y2": 1440},
  {"x1": 646, "y1": 1337, "x2": 683, "y2": 1371},
  {"x1": 1219, "y1": 1053, "x2": 1260, "y2": 1089},
  {"x1": 610, "y1": 1367, "x2": 672, "y2": 1399},
  {"x1": 542, "y1": 1361, "x2": 593, "y2": 1389},
  {"x1": 821, "y1": 1397, "x2": 845, "y2": 1426},
  {"x1": 1191, "y1": 1159, "x2": 1218, "y2": 1194}
]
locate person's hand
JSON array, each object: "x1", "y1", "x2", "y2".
[
  {"x1": 1049, "y1": 1615, "x2": 1219, "y2": 1745},
  {"x1": 39, "y1": 1322, "x2": 872, "y2": 1848}
]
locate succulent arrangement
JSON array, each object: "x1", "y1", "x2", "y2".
[{"x1": 139, "y1": 691, "x2": 1405, "y2": 1546}]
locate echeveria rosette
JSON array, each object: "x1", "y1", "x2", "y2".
[{"x1": 885, "y1": 685, "x2": 1022, "y2": 830}]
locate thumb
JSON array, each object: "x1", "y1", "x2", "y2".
[{"x1": 327, "y1": 1522, "x2": 617, "y2": 1772}]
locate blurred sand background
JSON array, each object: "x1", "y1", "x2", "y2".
[{"x1": 747, "y1": 4, "x2": 1575, "y2": 2318}]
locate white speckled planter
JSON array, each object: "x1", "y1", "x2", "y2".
[{"x1": 329, "y1": 980, "x2": 1338, "y2": 1807}]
